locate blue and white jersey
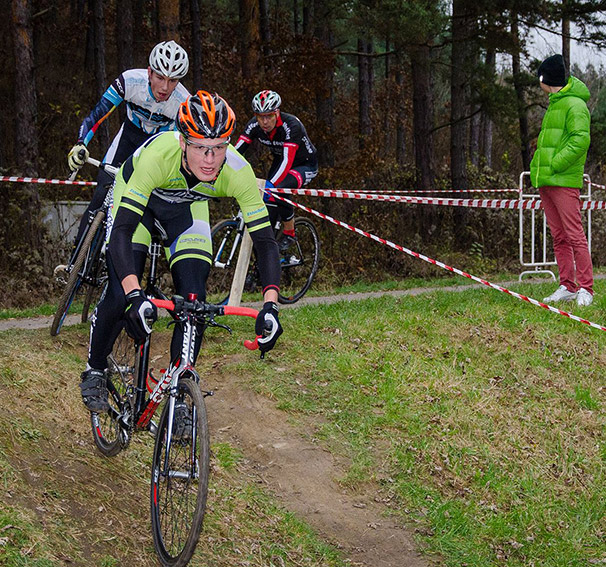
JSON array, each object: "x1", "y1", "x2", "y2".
[{"x1": 78, "y1": 68, "x2": 190, "y2": 145}]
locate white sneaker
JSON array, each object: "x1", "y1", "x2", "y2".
[
  {"x1": 543, "y1": 285, "x2": 577, "y2": 303},
  {"x1": 576, "y1": 288, "x2": 593, "y2": 307}
]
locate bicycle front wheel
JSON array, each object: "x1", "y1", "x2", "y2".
[
  {"x1": 206, "y1": 219, "x2": 241, "y2": 305},
  {"x1": 91, "y1": 329, "x2": 135, "y2": 457},
  {"x1": 278, "y1": 216, "x2": 320, "y2": 304},
  {"x1": 50, "y1": 210, "x2": 105, "y2": 336},
  {"x1": 151, "y1": 377, "x2": 209, "y2": 567},
  {"x1": 81, "y1": 246, "x2": 107, "y2": 324}
]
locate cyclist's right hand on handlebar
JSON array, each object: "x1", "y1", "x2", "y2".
[
  {"x1": 124, "y1": 289, "x2": 157, "y2": 342},
  {"x1": 67, "y1": 143, "x2": 89, "y2": 172},
  {"x1": 255, "y1": 301, "x2": 283, "y2": 354}
]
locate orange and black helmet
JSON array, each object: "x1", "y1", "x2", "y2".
[{"x1": 177, "y1": 90, "x2": 236, "y2": 140}]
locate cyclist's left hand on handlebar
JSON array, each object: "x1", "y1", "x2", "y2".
[
  {"x1": 67, "y1": 143, "x2": 89, "y2": 172},
  {"x1": 263, "y1": 180, "x2": 276, "y2": 203},
  {"x1": 255, "y1": 301, "x2": 283, "y2": 354},
  {"x1": 124, "y1": 289, "x2": 158, "y2": 342}
]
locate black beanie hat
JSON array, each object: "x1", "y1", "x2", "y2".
[{"x1": 538, "y1": 54, "x2": 568, "y2": 87}]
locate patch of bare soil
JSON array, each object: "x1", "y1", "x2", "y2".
[{"x1": 208, "y1": 373, "x2": 429, "y2": 567}]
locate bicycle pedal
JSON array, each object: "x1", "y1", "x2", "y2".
[
  {"x1": 202, "y1": 390, "x2": 214, "y2": 397},
  {"x1": 148, "y1": 420, "x2": 158, "y2": 436}
]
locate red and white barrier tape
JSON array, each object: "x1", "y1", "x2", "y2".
[
  {"x1": 348, "y1": 188, "x2": 517, "y2": 194},
  {"x1": 0, "y1": 176, "x2": 96, "y2": 186},
  {"x1": 267, "y1": 190, "x2": 606, "y2": 333},
  {"x1": 272, "y1": 187, "x2": 606, "y2": 211}
]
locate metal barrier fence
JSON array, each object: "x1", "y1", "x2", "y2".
[{"x1": 518, "y1": 172, "x2": 592, "y2": 281}]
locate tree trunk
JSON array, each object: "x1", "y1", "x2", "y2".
[
  {"x1": 358, "y1": 38, "x2": 372, "y2": 150},
  {"x1": 410, "y1": 44, "x2": 434, "y2": 191},
  {"x1": 117, "y1": 0, "x2": 133, "y2": 72},
  {"x1": 450, "y1": 0, "x2": 471, "y2": 192},
  {"x1": 239, "y1": 0, "x2": 262, "y2": 103},
  {"x1": 91, "y1": 0, "x2": 108, "y2": 151},
  {"x1": 383, "y1": 37, "x2": 391, "y2": 151},
  {"x1": 158, "y1": 0, "x2": 180, "y2": 41},
  {"x1": 395, "y1": 52, "x2": 406, "y2": 167},
  {"x1": 259, "y1": 0, "x2": 271, "y2": 70},
  {"x1": 481, "y1": 49, "x2": 495, "y2": 168},
  {"x1": 511, "y1": 16, "x2": 531, "y2": 171},
  {"x1": 293, "y1": 0, "x2": 300, "y2": 35},
  {"x1": 190, "y1": 0, "x2": 203, "y2": 89},
  {"x1": 303, "y1": 0, "x2": 313, "y2": 36},
  {"x1": 12, "y1": 0, "x2": 38, "y2": 175},
  {"x1": 469, "y1": 106, "x2": 481, "y2": 167},
  {"x1": 11, "y1": 0, "x2": 40, "y2": 247},
  {"x1": 313, "y1": 1, "x2": 335, "y2": 167},
  {"x1": 450, "y1": 0, "x2": 474, "y2": 246}
]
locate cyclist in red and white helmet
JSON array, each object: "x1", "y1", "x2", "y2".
[
  {"x1": 56, "y1": 41, "x2": 191, "y2": 278},
  {"x1": 235, "y1": 90, "x2": 318, "y2": 253}
]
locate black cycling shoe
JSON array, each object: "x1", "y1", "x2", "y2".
[
  {"x1": 278, "y1": 234, "x2": 297, "y2": 253},
  {"x1": 172, "y1": 402, "x2": 193, "y2": 442},
  {"x1": 80, "y1": 369, "x2": 110, "y2": 413}
]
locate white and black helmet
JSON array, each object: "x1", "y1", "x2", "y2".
[
  {"x1": 252, "y1": 90, "x2": 282, "y2": 113},
  {"x1": 149, "y1": 40, "x2": 189, "y2": 79}
]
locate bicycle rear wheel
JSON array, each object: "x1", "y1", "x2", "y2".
[
  {"x1": 50, "y1": 210, "x2": 105, "y2": 336},
  {"x1": 206, "y1": 219, "x2": 241, "y2": 305},
  {"x1": 151, "y1": 377, "x2": 209, "y2": 567},
  {"x1": 278, "y1": 216, "x2": 320, "y2": 304},
  {"x1": 91, "y1": 330, "x2": 135, "y2": 457}
]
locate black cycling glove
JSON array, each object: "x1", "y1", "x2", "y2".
[
  {"x1": 124, "y1": 289, "x2": 157, "y2": 342},
  {"x1": 255, "y1": 301, "x2": 283, "y2": 354}
]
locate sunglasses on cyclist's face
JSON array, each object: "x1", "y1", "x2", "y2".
[{"x1": 186, "y1": 139, "x2": 230, "y2": 157}]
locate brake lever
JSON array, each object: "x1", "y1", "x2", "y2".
[{"x1": 207, "y1": 318, "x2": 232, "y2": 334}]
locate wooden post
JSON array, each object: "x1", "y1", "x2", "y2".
[
  {"x1": 227, "y1": 178, "x2": 266, "y2": 306},
  {"x1": 227, "y1": 230, "x2": 253, "y2": 306}
]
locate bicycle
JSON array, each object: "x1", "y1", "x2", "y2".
[
  {"x1": 207, "y1": 207, "x2": 320, "y2": 305},
  {"x1": 50, "y1": 157, "x2": 116, "y2": 336},
  {"x1": 90, "y1": 232, "x2": 261, "y2": 566}
]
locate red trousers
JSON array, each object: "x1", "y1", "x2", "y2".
[{"x1": 539, "y1": 186, "x2": 593, "y2": 294}]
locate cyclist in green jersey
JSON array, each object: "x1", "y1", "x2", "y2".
[{"x1": 80, "y1": 91, "x2": 282, "y2": 412}]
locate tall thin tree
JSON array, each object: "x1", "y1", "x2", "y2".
[
  {"x1": 239, "y1": 0, "x2": 262, "y2": 103},
  {"x1": 190, "y1": 0, "x2": 203, "y2": 89},
  {"x1": 92, "y1": 0, "x2": 109, "y2": 150},
  {"x1": 11, "y1": 0, "x2": 40, "y2": 247}
]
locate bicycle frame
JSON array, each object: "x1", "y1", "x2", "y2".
[
  {"x1": 106, "y1": 233, "x2": 260, "y2": 442},
  {"x1": 213, "y1": 210, "x2": 245, "y2": 269}
]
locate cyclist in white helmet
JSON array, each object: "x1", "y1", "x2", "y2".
[{"x1": 56, "y1": 41, "x2": 191, "y2": 277}]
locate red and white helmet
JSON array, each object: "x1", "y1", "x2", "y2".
[
  {"x1": 252, "y1": 90, "x2": 282, "y2": 113},
  {"x1": 149, "y1": 40, "x2": 189, "y2": 79}
]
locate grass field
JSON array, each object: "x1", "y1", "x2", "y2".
[{"x1": 0, "y1": 277, "x2": 605, "y2": 566}]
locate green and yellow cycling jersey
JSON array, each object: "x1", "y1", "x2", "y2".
[
  {"x1": 106, "y1": 130, "x2": 279, "y2": 281},
  {"x1": 111, "y1": 130, "x2": 270, "y2": 233}
]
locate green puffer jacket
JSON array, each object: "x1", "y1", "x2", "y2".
[{"x1": 530, "y1": 76, "x2": 591, "y2": 189}]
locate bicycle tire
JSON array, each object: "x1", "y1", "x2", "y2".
[
  {"x1": 91, "y1": 330, "x2": 135, "y2": 457},
  {"x1": 278, "y1": 216, "x2": 320, "y2": 304},
  {"x1": 80, "y1": 253, "x2": 107, "y2": 323},
  {"x1": 206, "y1": 219, "x2": 242, "y2": 305},
  {"x1": 151, "y1": 376, "x2": 209, "y2": 567},
  {"x1": 50, "y1": 210, "x2": 105, "y2": 336}
]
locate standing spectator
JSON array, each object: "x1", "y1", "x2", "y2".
[{"x1": 530, "y1": 54, "x2": 593, "y2": 307}]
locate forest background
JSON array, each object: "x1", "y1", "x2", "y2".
[{"x1": 2, "y1": 0, "x2": 606, "y2": 308}]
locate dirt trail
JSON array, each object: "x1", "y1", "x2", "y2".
[{"x1": 209, "y1": 378, "x2": 429, "y2": 567}]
